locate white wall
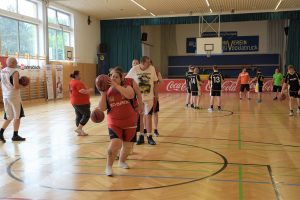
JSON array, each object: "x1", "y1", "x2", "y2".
[
  {"x1": 50, "y1": 3, "x2": 100, "y2": 64},
  {"x1": 176, "y1": 21, "x2": 268, "y2": 55}
]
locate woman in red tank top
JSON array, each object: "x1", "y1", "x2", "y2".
[{"x1": 98, "y1": 67, "x2": 137, "y2": 176}]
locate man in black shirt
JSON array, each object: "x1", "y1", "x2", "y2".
[
  {"x1": 208, "y1": 66, "x2": 224, "y2": 112},
  {"x1": 281, "y1": 65, "x2": 300, "y2": 116},
  {"x1": 185, "y1": 65, "x2": 194, "y2": 108}
]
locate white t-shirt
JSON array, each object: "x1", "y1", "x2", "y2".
[
  {"x1": 0, "y1": 67, "x2": 20, "y2": 98},
  {"x1": 126, "y1": 64, "x2": 158, "y2": 101}
]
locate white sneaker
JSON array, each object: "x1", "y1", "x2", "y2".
[
  {"x1": 297, "y1": 109, "x2": 300, "y2": 114},
  {"x1": 74, "y1": 128, "x2": 82, "y2": 135},
  {"x1": 208, "y1": 108, "x2": 213, "y2": 112},
  {"x1": 105, "y1": 166, "x2": 113, "y2": 176},
  {"x1": 119, "y1": 162, "x2": 129, "y2": 169}
]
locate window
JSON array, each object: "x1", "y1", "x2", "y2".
[
  {"x1": 48, "y1": 28, "x2": 70, "y2": 60},
  {"x1": 48, "y1": 7, "x2": 72, "y2": 60},
  {"x1": 0, "y1": 0, "x2": 37, "y2": 18},
  {"x1": 48, "y1": 8, "x2": 71, "y2": 27},
  {"x1": 0, "y1": 16, "x2": 38, "y2": 56},
  {"x1": 18, "y1": 0, "x2": 37, "y2": 18},
  {"x1": 0, "y1": 0, "x2": 17, "y2": 13}
]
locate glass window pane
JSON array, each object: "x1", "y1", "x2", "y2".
[
  {"x1": 0, "y1": 0, "x2": 17, "y2": 12},
  {"x1": 63, "y1": 32, "x2": 70, "y2": 46},
  {"x1": 48, "y1": 28, "x2": 57, "y2": 60},
  {"x1": 56, "y1": 30, "x2": 64, "y2": 60},
  {"x1": 0, "y1": 16, "x2": 19, "y2": 55},
  {"x1": 57, "y1": 11, "x2": 70, "y2": 26},
  {"x1": 19, "y1": 21, "x2": 37, "y2": 56},
  {"x1": 48, "y1": 8, "x2": 57, "y2": 24},
  {"x1": 18, "y1": 0, "x2": 37, "y2": 18}
]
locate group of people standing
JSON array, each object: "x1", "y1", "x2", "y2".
[
  {"x1": 185, "y1": 65, "x2": 300, "y2": 116},
  {"x1": 69, "y1": 56, "x2": 162, "y2": 176}
]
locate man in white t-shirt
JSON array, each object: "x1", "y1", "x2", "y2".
[
  {"x1": 0, "y1": 57, "x2": 26, "y2": 143},
  {"x1": 126, "y1": 56, "x2": 158, "y2": 145}
]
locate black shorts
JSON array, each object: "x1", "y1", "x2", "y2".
[
  {"x1": 240, "y1": 84, "x2": 250, "y2": 92},
  {"x1": 258, "y1": 86, "x2": 263, "y2": 93},
  {"x1": 210, "y1": 91, "x2": 221, "y2": 97},
  {"x1": 273, "y1": 86, "x2": 282, "y2": 92},
  {"x1": 149, "y1": 100, "x2": 160, "y2": 114},
  {"x1": 108, "y1": 127, "x2": 136, "y2": 142},
  {"x1": 191, "y1": 91, "x2": 198, "y2": 96},
  {"x1": 186, "y1": 86, "x2": 191, "y2": 93},
  {"x1": 289, "y1": 90, "x2": 300, "y2": 98}
]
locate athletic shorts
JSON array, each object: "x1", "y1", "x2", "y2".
[
  {"x1": 108, "y1": 126, "x2": 136, "y2": 142},
  {"x1": 191, "y1": 91, "x2": 198, "y2": 96},
  {"x1": 210, "y1": 90, "x2": 221, "y2": 97},
  {"x1": 258, "y1": 86, "x2": 263, "y2": 93},
  {"x1": 289, "y1": 90, "x2": 300, "y2": 98},
  {"x1": 186, "y1": 86, "x2": 191, "y2": 93},
  {"x1": 273, "y1": 86, "x2": 282, "y2": 92},
  {"x1": 143, "y1": 100, "x2": 154, "y2": 115},
  {"x1": 3, "y1": 97, "x2": 25, "y2": 120},
  {"x1": 240, "y1": 84, "x2": 250, "y2": 92},
  {"x1": 152, "y1": 99, "x2": 159, "y2": 113}
]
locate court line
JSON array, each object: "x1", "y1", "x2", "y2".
[
  {"x1": 267, "y1": 165, "x2": 281, "y2": 200},
  {"x1": 239, "y1": 165, "x2": 243, "y2": 200}
]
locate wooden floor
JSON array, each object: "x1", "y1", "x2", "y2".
[{"x1": 0, "y1": 93, "x2": 300, "y2": 200}]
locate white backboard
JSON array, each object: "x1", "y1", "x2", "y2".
[{"x1": 196, "y1": 37, "x2": 223, "y2": 55}]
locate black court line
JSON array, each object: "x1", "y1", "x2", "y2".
[{"x1": 7, "y1": 142, "x2": 228, "y2": 192}]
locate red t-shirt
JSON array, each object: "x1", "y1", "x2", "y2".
[
  {"x1": 69, "y1": 79, "x2": 90, "y2": 105},
  {"x1": 106, "y1": 86, "x2": 137, "y2": 128}
]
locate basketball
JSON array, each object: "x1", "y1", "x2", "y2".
[
  {"x1": 91, "y1": 108, "x2": 105, "y2": 123},
  {"x1": 95, "y1": 74, "x2": 110, "y2": 92},
  {"x1": 279, "y1": 93, "x2": 286, "y2": 101},
  {"x1": 19, "y1": 76, "x2": 30, "y2": 86}
]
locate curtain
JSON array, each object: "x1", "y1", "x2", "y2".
[
  {"x1": 287, "y1": 20, "x2": 300, "y2": 72},
  {"x1": 160, "y1": 25, "x2": 178, "y2": 77},
  {"x1": 100, "y1": 21, "x2": 141, "y2": 73},
  {"x1": 267, "y1": 20, "x2": 286, "y2": 68}
]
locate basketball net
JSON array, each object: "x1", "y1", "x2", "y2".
[{"x1": 206, "y1": 50, "x2": 211, "y2": 58}]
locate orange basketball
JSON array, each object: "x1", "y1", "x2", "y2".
[
  {"x1": 19, "y1": 76, "x2": 30, "y2": 86},
  {"x1": 279, "y1": 93, "x2": 286, "y2": 101},
  {"x1": 95, "y1": 74, "x2": 110, "y2": 92},
  {"x1": 91, "y1": 109, "x2": 105, "y2": 123}
]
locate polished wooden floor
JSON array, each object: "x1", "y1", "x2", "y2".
[{"x1": 0, "y1": 93, "x2": 299, "y2": 200}]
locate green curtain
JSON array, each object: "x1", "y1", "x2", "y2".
[
  {"x1": 287, "y1": 20, "x2": 300, "y2": 72},
  {"x1": 101, "y1": 21, "x2": 141, "y2": 72}
]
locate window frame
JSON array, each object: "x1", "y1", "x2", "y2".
[{"x1": 18, "y1": 0, "x2": 38, "y2": 19}]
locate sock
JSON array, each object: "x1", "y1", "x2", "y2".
[
  {"x1": 13, "y1": 131, "x2": 18, "y2": 137},
  {"x1": 210, "y1": 105, "x2": 213, "y2": 109},
  {"x1": 154, "y1": 129, "x2": 158, "y2": 133},
  {"x1": 143, "y1": 129, "x2": 147, "y2": 134},
  {"x1": 0, "y1": 128, "x2": 4, "y2": 137},
  {"x1": 147, "y1": 133, "x2": 153, "y2": 137},
  {"x1": 218, "y1": 106, "x2": 221, "y2": 109},
  {"x1": 139, "y1": 132, "x2": 144, "y2": 136},
  {"x1": 290, "y1": 110, "x2": 294, "y2": 112}
]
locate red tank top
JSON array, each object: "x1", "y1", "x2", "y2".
[{"x1": 106, "y1": 86, "x2": 137, "y2": 128}]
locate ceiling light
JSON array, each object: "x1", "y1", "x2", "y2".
[
  {"x1": 150, "y1": 12, "x2": 156, "y2": 16},
  {"x1": 130, "y1": 0, "x2": 147, "y2": 11},
  {"x1": 275, "y1": 0, "x2": 282, "y2": 10},
  {"x1": 205, "y1": 0, "x2": 210, "y2": 7},
  {"x1": 210, "y1": 8, "x2": 212, "y2": 13}
]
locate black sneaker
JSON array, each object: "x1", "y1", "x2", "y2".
[
  {"x1": 12, "y1": 135, "x2": 26, "y2": 141},
  {"x1": 136, "y1": 135, "x2": 145, "y2": 145},
  {"x1": 0, "y1": 135, "x2": 6, "y2": 143},
  {"x1": 154, "y1": 129, "x2": 159, "y2": 137},
  {"x1": 143, "y1": 129, "x2": 147, "y2": 134},
  {"x1": 147, "y1": 135, "x2": 156, "y2": 145},
  {"x1": 191, "y1": 104, "x2": 194, "y2": 108}
]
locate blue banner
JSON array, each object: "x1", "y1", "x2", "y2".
[
  {"x1": 186, "y1": 34, "x2": 259, "y2": 53},
  {"x1": 201, "y1": 31, "x2": 237, "y2": 37},
  {"x1": 222, "y1": 36, "x2": 259, "y2": 52}
]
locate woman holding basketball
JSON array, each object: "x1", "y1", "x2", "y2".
[
  {"x1": 69, "y1": 70, "x2": 93, "y2": 136},
  {"x1": 98, "y1": 67, "x2": 137, "y2": 176}
]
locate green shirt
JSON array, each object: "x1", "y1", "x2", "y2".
[{"x1": 273, "y1": 73, "x2": 283, "y2": 86}]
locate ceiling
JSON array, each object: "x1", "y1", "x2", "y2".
[{"x1": 51, "y1": 0, "x2": 300, "y2": 20}]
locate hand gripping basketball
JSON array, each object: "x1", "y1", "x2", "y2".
[
  {"x1": 19, "y1": 76, "x2": 30, "y2": 86},
  {"x1": 95, "y1": 74, "x2": 110, "y2": 92}
]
